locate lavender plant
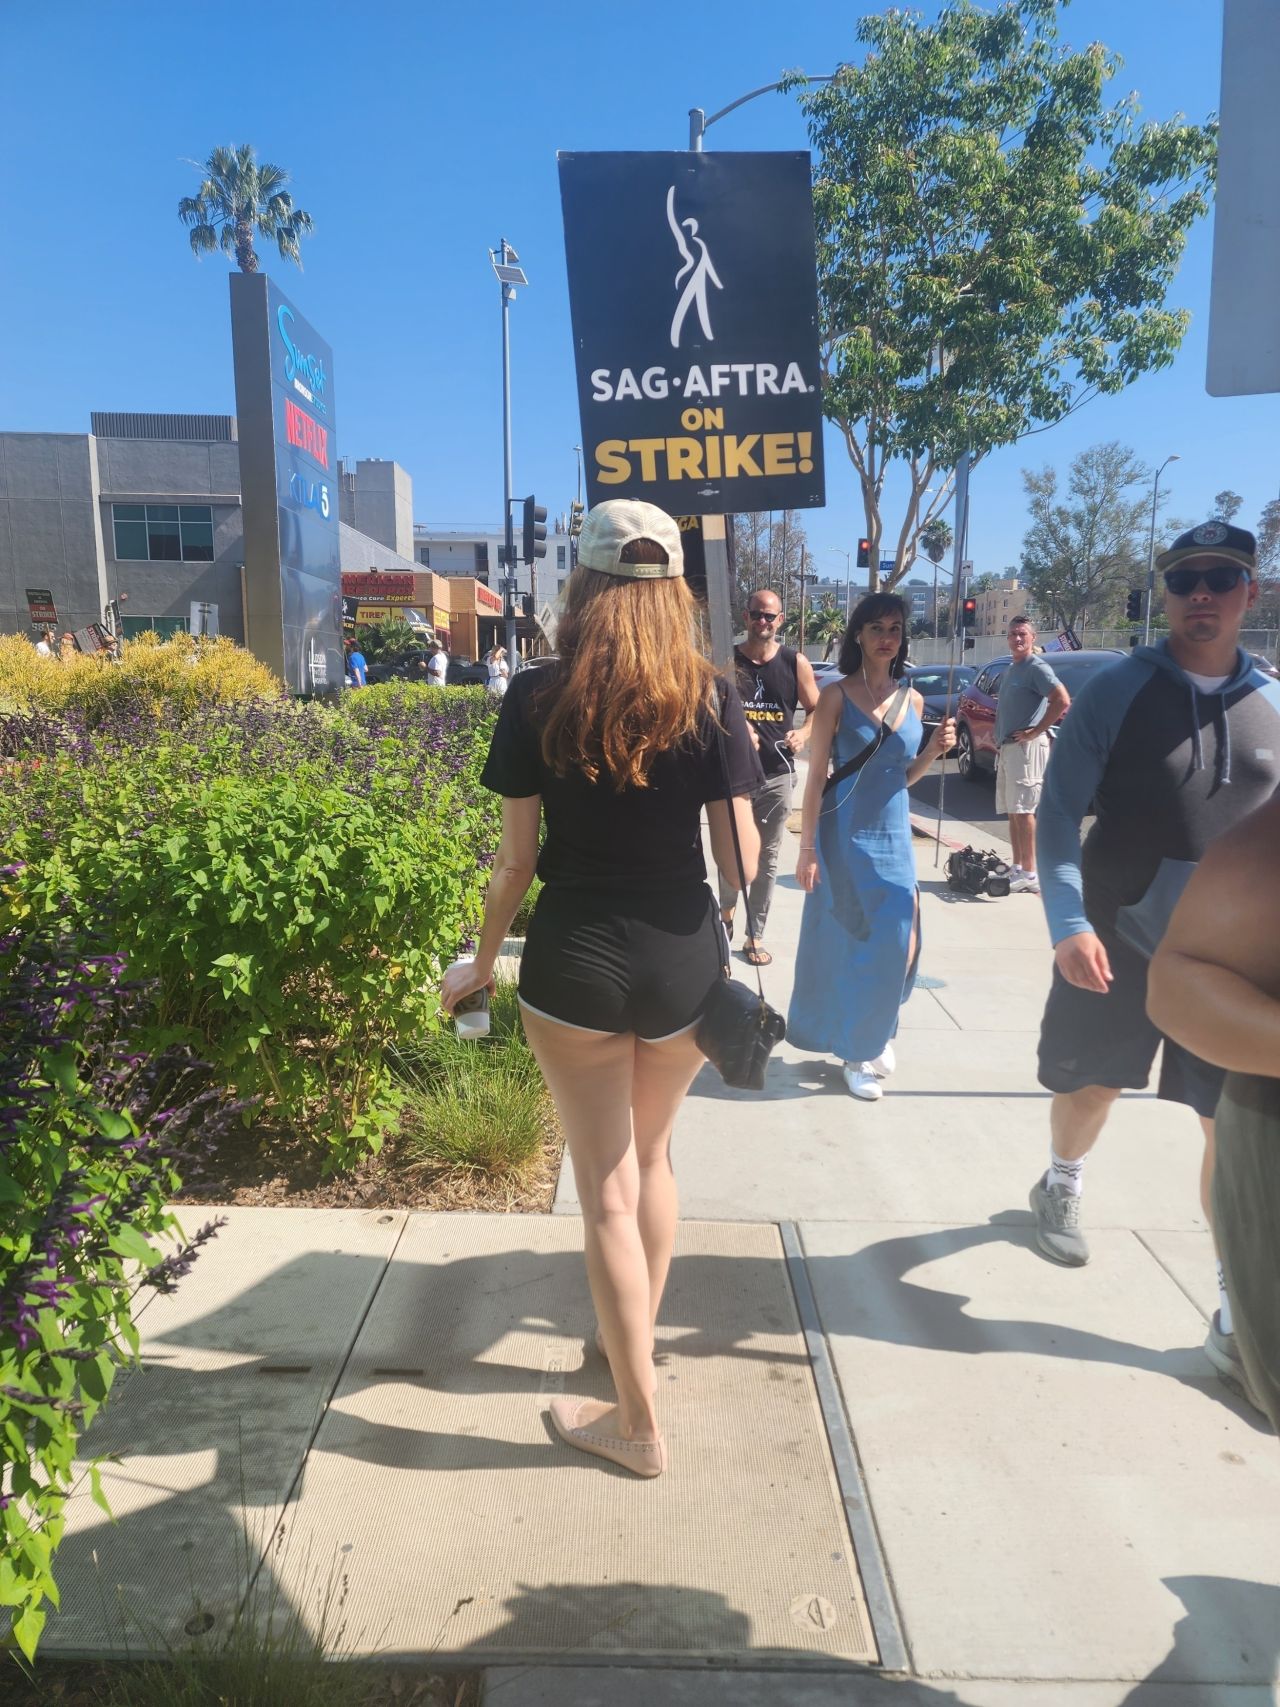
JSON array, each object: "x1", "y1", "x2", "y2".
[{"x1": 0, "y1": 916, "x2": 234, "y2": 1661}]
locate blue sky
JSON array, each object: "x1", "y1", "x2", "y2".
[{"x1": 2, "y1": 0, "x2": 1272, "y2": 584}]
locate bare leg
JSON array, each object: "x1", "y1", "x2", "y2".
[
  {"x1": 519, "y1": 1007, "x2": 657, "y2": 1439},
  {"x1": 631, "y1": 1028, "x2": 706, "y2": 1334},
  {"x1": 1049, "y1": 1084, "x2": 1121, "y2": 1163},
  {"x1": 1019, "y1": 811, "x2": 1038, "y2": 875}
]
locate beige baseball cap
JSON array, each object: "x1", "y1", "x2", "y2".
[{"x1": 576, "y1": 499, "x2": 684, "y2": 579}]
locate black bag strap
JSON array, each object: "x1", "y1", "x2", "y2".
[
  {"x1": 713, "y1": 682, "x2": 767, "y2": 1006},
  {"x1": 822, "y1": 678, "x2": 911, "y2": 797}
]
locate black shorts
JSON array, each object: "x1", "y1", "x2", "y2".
[
  {"x1": 518, "y1": 883, "x2": 724, "y2": 1041},
  {"x1": 1037, "y1": 929, "x2": 1226, "y2": 1119}
]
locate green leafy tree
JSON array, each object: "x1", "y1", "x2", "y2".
[
  {"x1": 1252, "y1": 498, "x2": 1280, "y2": 631},
  {"x1": 1213, "y1": 489, "x2": 1244, "y2": 523},
  {"x1": 1020, "y1": 441, "x2": 1155, "y2": 630},
  {"x1": 179, "y1": 143, "x2": 314, "y2": 272},
  {"x1": 786, "y1": 0, "x2": 1216, "y2": 589}
]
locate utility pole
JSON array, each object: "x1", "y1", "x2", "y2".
[{"x1": 1143, "y1": 453, "x2": 1180, "y2": 645}]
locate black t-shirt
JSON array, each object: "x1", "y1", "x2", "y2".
[
  {"x1": 479, "y1": 666, "x2": 762, "y2": 892},
  {"x1": 733, "y1": 644, "x2": 801, "y2": 778}
]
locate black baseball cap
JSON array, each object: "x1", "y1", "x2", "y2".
[{"x1": 1157, "y1": 520, "x2": 1256, "y2": 574}]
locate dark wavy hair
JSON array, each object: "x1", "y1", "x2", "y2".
[{"x1": 837, "y1": 592, "x2": 910, "y2": 679}]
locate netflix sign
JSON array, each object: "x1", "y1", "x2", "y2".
[{"x1": 231, "y1": 275, "x2": 342, "y2": 695}]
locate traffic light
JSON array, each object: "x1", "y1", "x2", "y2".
[
  {"x1": 523, "y1": 497, "x2": 548, "y2": 562},
  {"x1": 961, "y1": 596, "x2": 977, "y2": 628},
  {"x1": 568, "y1": 500, "x2": 585, "y2": 538},
  {"x1": 1125, "y1": 588, "x2": 1142, "y2": 623},
  {"x1": 856, "y1": 537, "x2": 871, "y2": 569}
]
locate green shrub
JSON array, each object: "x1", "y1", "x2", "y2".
[{"x1": 0, "y1": 692, "x2": 502, "y2": 1166}]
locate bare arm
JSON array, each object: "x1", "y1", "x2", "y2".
[
  {"x1": 1016, "y1": 681, "x2": 1071, "y2": 742},
  {"x1": 440, "y1": 794, "x2": 541, "y2": 1012},
  {"x1": 795, "y1": 683, "x2": 843, "y2": 892},
  {"x1": 1147, "y1": 797, "x2": 1280, "y2": 1077},
  {"x1": 785, "y1": 653, "x2": 823, "y2": 752},
  {"x1": 707, "y1": 796, "x2": 760, "y2": 891}
]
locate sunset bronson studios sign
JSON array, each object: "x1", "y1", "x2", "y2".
[
  {"x1": 230, "y1": 274, "x2": 342, "y2": 694},
  {"x1": 558, "y1": 152, "x2": 825, "y2": 516}
]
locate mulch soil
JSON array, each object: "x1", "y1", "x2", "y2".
[
  {"x1": 4, "y1": 1660, "x2": 482, "y2": 1706},
  {"x1": 169, "y1": 1119, "x2": 562, "y2": 1216}
]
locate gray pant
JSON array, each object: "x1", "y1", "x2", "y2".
[{"x1": 718, "y1": 771, "x2": 794, "y2": 944}]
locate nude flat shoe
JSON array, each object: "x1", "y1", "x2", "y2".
[{"x1": 549, "y1": 1396, "x2": 666, "y2": 1479}]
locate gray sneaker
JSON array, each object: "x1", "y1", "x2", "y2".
[
  {"x1": 1204, "y1": 1310, "x2": 1269, "y2": 1420},
  {"x1": 1028, "y1": 1173, "x2": 1090, "y2": 1266}
]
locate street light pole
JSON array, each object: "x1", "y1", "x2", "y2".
[
  {"x1": 1143, "y1": 453, "x2": 1180, "y2": 646},
  {"x1": 490, "y1": 239, "x2": 528, "y2": 661}
]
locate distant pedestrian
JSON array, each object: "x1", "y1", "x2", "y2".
[
  {"x1": 486, "y1": 645, "x2": 509, "y2": 698},
  {"x1": 58, "y1": 633, "x2": 76, "y2": 662},
  {"x1": 1149, "y1": 792, "x2": 1280, "y2": 1427},
  {"x1": 427, "y1": 644, "x2": 448, "y2": 687},
  {"x1": 789, "y1": 594, "x2": 955, "y2": 1101},
  {"x1": 440, "y1": 498, "x2": 761, "y2": 1479},
  {"x1": 1031, "y1": 520, "x2": 1280, "y2": 1409},
  {"x1": 33, "y1": 632, "x2": 53, "y2": 658},
  {"x1": 717, "y1": 589, "x2": 819, "y2": 967},
  {"x1": 345, "y1": 639, "x2": 367, "y2": 688},
  {"x1": 995, "y1": 616, "x2": 1069, "y2": 894}
]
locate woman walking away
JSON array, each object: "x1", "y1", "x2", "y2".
[
  {"x1": 486, "y1": 645, "x2": 509, "y2": 698},
  {"x1": 789, "y1": 594, "x2": 954, "y2": 1101},
  {"x1": 441, "y1": 499, "x2": 760, "y2": 1478}
]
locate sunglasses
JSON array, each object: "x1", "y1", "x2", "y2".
[
  {"x1": 1163, "y1": 564, "x2": 1251, "y2": 596},
  {"x1": 748, "y1": 608, "x2": 781, "y2": 622}
]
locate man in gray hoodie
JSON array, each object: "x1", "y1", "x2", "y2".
[{"x1": 1029, "y1": 521, "x2": 1280, "y2": 1408}]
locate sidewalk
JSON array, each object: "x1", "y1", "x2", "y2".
[{"x1": 38, "y1": 808, "x2": 1280, "y2": 1704}]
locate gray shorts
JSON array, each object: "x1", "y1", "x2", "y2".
[{"x1": 996, "y1": 732, "x2": 1049, "y2": 816}]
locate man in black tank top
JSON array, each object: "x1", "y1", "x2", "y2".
[{"x1": 718, "y1": 588, "x2": 820, "y2": 965}]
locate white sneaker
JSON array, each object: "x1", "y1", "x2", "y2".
[
  {"x1": 868, "y1": 1042, "x2": 896, "y2": 1078},
  {"x1": 842, "y1": 1063, "x2": 883, "y2": 1101},
  {"x1": 1010, "y1": 871, "x2": 1040, "y2": 894}
]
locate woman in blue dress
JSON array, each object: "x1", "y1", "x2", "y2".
[{"x1": 789, "y1": 594, "x2": 955, "y2": 1101}]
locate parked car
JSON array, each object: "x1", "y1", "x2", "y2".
[
  {"x1": 1249, "y1": 650, "x2": 1280, "y2": 681},
  {"x1": 902, "y1": 663, "x2": 977, "y2": 752},
  {"x1": 810, "y1": 660, "x2": 844, "y2": 691},
  {"x1": 445, "y1": 654, "x2": 490, "y2": 687},
  {"x1": 954, "y1": 648, "x2": 1127, "y2": 782}
]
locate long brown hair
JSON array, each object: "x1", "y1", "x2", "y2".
[{"x1": 538, "y1": 540, "x2": 715, "y2": 789}]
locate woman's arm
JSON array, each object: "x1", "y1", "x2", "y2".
[
  {"x1": 1147, "y1": 798, "x2": 1280, "y2": 1076},
  {"x1": 796, "y1": 684, "x2": 842, "y2": 892},
  {"x1": 707, "y1": 796, "x2": 760, "y2": 891},
  {"x1": 906, "y1": 688, "x2": 956, "y2": 786},
  {"x1": 440, "y1": 794, "x2": 541, "y2": 1012}
]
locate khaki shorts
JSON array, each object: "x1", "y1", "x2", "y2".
[{"x1": 995, "y1": 732, "x2": 1049, "y2": 816}]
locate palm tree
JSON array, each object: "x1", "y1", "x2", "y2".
[
  {"x1": 920, "y1": 519, "x2": 953, "y2": 640},
  {"x1": 178, "y1": 144, "x2": 314, "y2": 273},
  {"x1": 811, "y1": 607, "x2": 846, "y2": 661}
]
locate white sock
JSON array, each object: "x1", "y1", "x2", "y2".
[
  {"x1": 1047, "y1": 1150, "x2": 1085, "y2": 1195},
  {"x1": 1217, "y1": 1261, "x2": 1234, "y2": 1336}
]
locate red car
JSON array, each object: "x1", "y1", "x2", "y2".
[{"x1": 954, "y1": 648, "x2": 1127, "y2": 782}]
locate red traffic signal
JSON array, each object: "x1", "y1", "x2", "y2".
[
  {"x1": 961, "y1": 597, "x2": 977, "y2": 628},
  {"x1": 856, "y1": 537, "x2": 871, "y2": 569}
]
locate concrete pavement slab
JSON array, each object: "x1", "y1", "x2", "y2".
[
  {"x1": 275, "y1": 1215, "x2": 877, "y2": 1665},
  {"x1": 801, "y1": 1219, "x2": 1280, "y2": 1686},
  {"x1": 41, "y1": 1207, "x2": 406, "y2": 1656},
  {"x1": 480, "y1": 1665, "x2": 1278, "y2": 1705},
  {"x1": 1138, "y1": 1231, "x2": 1220, "y2": 1320}
]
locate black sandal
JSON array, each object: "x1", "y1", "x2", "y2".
[{"x1": 742, "y1": 943, "x2": 773, "y2": 967}]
